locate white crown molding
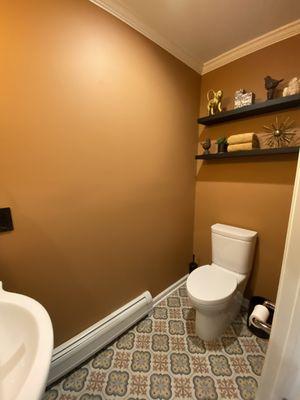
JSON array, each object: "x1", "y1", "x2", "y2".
[
  {"x1": 89, "y1": 0, "x2": 202, "y2": 73},
  {"x1": 88, "y1": 1, "x2": 300, "y2": 76},
  {"x1": 202, "y1": 19, "x2": 300, "y2": 75}
]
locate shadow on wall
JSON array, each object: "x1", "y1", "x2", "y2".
[{"x1": 196, "y1": 154, "x2": 298, "y2": 185}]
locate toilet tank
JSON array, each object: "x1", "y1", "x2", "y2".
[{"x1": 211, "y1": 223, "x2": 257, "y2": 275}]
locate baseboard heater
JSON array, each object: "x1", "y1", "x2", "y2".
[{"x1": 48, "y1": 290, "x2": 153, "y2": 385}]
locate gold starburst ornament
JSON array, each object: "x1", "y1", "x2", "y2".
[{"x1": 263, "y1": 116, "x2": 296, "y2": 148}]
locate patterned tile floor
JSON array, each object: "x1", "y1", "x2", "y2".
[{"x1": 44, "y1": 285, "x2": 268, "y2": 400}]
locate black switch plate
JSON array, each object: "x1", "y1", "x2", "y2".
[{"x1": 0, "y1": 208, "x2": 14, "y2": 232}]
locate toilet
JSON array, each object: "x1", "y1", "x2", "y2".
[{"x1": 186, "y1": 223, "x2": 257, "y2": 341}]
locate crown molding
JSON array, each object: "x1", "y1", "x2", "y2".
[
  {"x1": 89, "y1": 0, "x2": 202, "y2": 73},
  {"x1": 88, "y1": 1, "x2": 300, "y2": 77},
  {"x1": 202, "y1": 19, "x2": 300, "y2": 75}
]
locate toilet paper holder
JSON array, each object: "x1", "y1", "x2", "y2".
[{"x1": 252, "y1": 300, "x2": 275, "y2": 335}]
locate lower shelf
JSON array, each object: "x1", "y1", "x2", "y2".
[{"x1": 195, "y1": 146, "x2": 299, "y2": 160}]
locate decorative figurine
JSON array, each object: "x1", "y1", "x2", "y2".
[
  {"x1": 207, "y1": 89, "x2": 223, "y2": 116},
  {"x1": 264, "y1": 76, "x2": 283, "y2": 100},
  {"x1": 201, "y1": 138, "x2": 211, "y2": 154},
  {"x1": 283, "y1": 77, "x2": 300, "y2": 97},
  {"x1": 263, "y1": 116, "x2": 296, "y2": 148},
  {"x1": 234, "y1": 89, "x2": 255, "y2": 109}
]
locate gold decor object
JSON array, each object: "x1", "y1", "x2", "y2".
[
  {"x1": 263, "y1": 116, "x2": 296, "y2": 148},
  {"x1": 207, "y1": 89, "x2": 223, "y2": 116}
]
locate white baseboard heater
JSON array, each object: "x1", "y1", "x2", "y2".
[{"x1": 48, "y1": 290, "x2": 153, "y2": 385}]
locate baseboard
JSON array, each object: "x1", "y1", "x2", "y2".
[
  {"x1": 47, "y1": 274, "x2": 248, "y2": 386},
  {"x1": 48, "y1": 290, "x2": 152, "y2": 385},
  {"x1": 153, "y1": 274, "x2": 188, "y2": 306},
  {"x1": 48, "y1": 274, "x2": 188, "y2": 386}
]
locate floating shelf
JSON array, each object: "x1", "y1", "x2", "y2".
[
  {"x1": 198, "y1": 94, "x2": 300, "y2": 126},
  {"x1": 195, "y1": 147, "x2": 299, "y2": 160}
]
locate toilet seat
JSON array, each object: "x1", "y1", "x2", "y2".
[{"x1": 186, "y1": 265, "x2": 237, "y2": 306}]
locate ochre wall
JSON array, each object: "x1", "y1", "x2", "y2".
[
  {"x1": 194, "y1": 35, "x2": 300, "y2": 302},
  {"x1": 0, "y1": 0, "x2": 200, "y2": 345}
]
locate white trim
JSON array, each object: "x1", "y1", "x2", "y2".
[
  {"x1": 88, "y1": 0, "x2": 202, "y2": 73},
  {"x1": 202, "y1": 19, "x2": 300, "y2": 74},
  {"x1": 47, "y1": 272, "x2": 250, "y2": 386},
  {"x1": 48, "y1": 291, "x2": 152, "y2": 385},
  {"x1": 88, "y1": 0, "x2": 300, "y2": 75},
  {"x1": 47, "y1": 274, "x2": 188, "y2": 386},
  {"x1": 257, "y1": 150, "x2": 300, "y2": 399},
  {"x1": 153, "y1": 274, "x2": 188, "y2": 306},
  {"x1": 86, "y1": 3, "x2": 300, "y2": 75}
]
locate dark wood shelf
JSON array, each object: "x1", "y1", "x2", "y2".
[
  {"x1": 195, "y1": 147, "x2": 299, "y2": 160},
  {"x1": 198, "y1": 94, "x2": 300, "y2": 126}
]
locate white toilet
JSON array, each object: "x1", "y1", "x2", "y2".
[{"x1": 187, "y1": 223, "x2": 257, "y2": 341}]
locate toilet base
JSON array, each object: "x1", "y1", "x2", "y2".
[{"x1": 194, "y1": 292, "x2": 243, "y2": 341}]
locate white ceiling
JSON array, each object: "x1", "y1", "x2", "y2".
[{"x1": 91, "y1": 0, "x2": 300, "y2": 73}]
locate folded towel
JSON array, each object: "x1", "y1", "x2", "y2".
[
  {"x1": 227, "y1": 133, "x2": 257, "y2": 145},
  {"x1": 227, "y1": 142, "x2": 257, "y2": 152}
]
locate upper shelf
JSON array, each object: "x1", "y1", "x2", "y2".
[{"x1": 198, "y1": 94, "x2": 300, "y2": 126}]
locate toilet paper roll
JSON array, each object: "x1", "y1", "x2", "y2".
[{"x1": 249, "y1": 304, "x2": 270, "y2": 329}]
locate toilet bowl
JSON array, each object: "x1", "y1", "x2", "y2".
[{"x1": 187, "y1": 223, "x2": 257, "y2": 341}]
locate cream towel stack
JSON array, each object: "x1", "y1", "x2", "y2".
[{"x1": 227, "y1": 133, "x2": 259, "y2": 152}]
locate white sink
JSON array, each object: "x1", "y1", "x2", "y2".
[{"x1": 0, "y1": 282, "x2": 53, "y2": 400}]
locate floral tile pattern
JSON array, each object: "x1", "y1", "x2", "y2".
[
  {"x1": 170, "y1": 353, "x2": 191, "y2": 375},
  {"x1": 105, "y1": 371, "x2": 129, "y2": 397},
  {"x1": 209, "y1": 355, "x2": 232, "y2": 377},
  {"x1": 131, "y1": 351, "x2": 151, "y2": 372},
  {"x1": 92, "y1": 349, "x2": 114, "y2": 370},
  {"x1": 150, "y1": 374, "x2": 172, "y2": 399},
  {"x1": 44, "y1": 284, "x2": 268, "y2": 399}
]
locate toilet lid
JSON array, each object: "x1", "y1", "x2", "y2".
[{"x1": 186, "y1": 265, "x2": 237, "y2": 305}]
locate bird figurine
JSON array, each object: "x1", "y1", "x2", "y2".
[{"x1": 264, "y1": 76, "x2": 284, "y2": 100}]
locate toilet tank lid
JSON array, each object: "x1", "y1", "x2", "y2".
[{"x1": 211, "y1": 223, "x2": 257, "y2": 242}]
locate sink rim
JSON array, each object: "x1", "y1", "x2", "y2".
[{"x1": 0, "y1": 283, "x2": 53, "y2": 400}]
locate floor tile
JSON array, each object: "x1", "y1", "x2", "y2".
[{"x1": 44, "y1": 284, "x2": 268, "y2": 399}]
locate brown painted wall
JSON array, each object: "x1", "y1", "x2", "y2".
[
  {"x1": 194, "y1": 35, "x2": 300, "y2": 302},
  {"x1": 0, "y1": 0, "x2": 200, "y2": 345}
]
